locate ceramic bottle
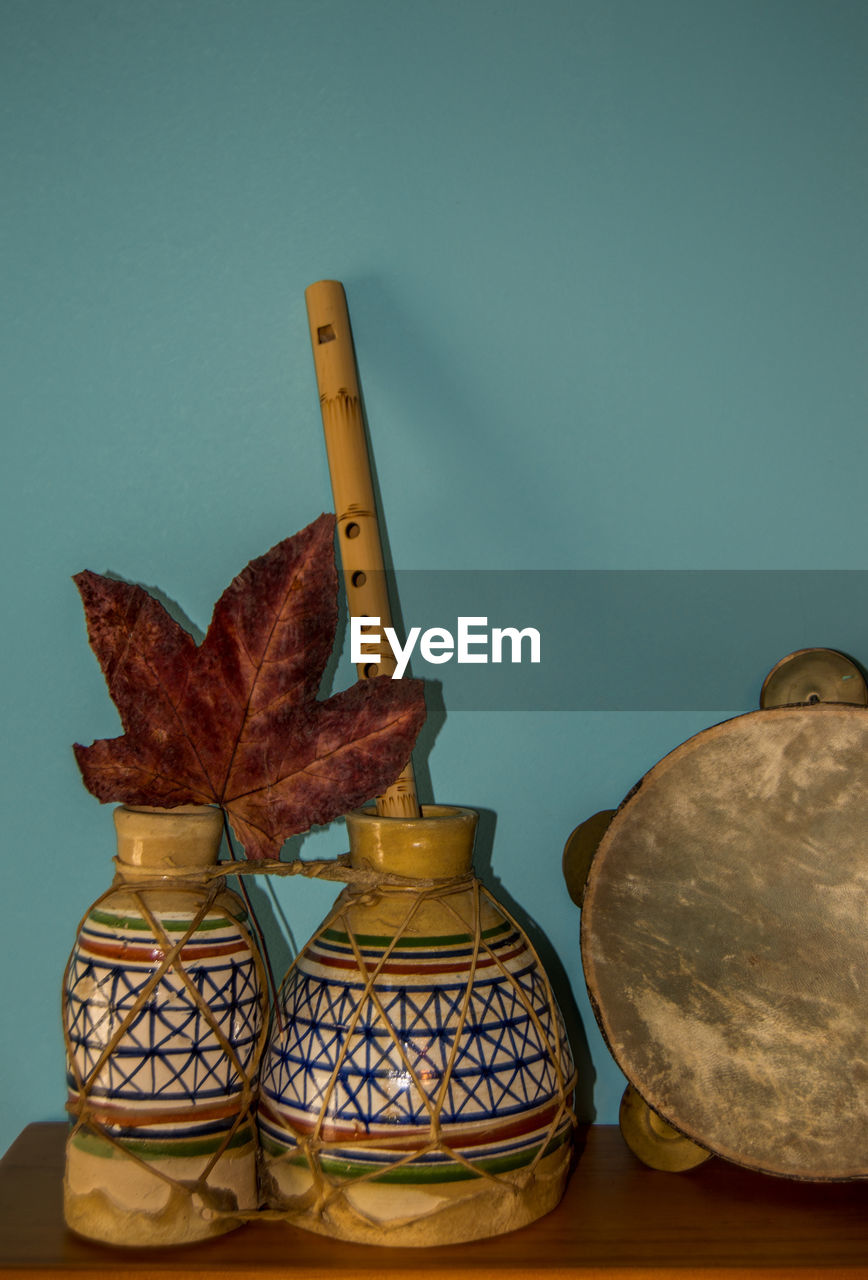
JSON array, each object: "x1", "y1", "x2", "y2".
[
  {"x1": 259, "y1": 805, "x2": 575, "y2": 1246},
  {"x1": 63, "y1": 804, "x2": 266, "y2": 1245}
]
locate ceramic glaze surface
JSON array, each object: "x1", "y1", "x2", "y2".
[
  {"x1": 260, "y1": 916, "x2": 573, "y2": 1182},
  {"x1": 259, "y1": 807, "x2": 575, "y2": 1245},
  {"x1": 63, "y1": 806, "x2": 265, "y2": 1246},
  {"x1": 65, "y1": 902, "x2": 261, "y2": 1159}
]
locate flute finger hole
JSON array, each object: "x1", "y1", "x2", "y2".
[
  {"x1": 345, "y1": 523, "x2": 361, "y2": 539},
  {"x1": 352, "y1": 571, "x2": 367, "y2": 588},
  {"x1": 363, "y1": 663, "x2": 379, "y2": 679}
]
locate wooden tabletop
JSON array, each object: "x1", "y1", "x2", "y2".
[{"x1": 2, "y1": 1122, "x2": 868, "y2": 1278}]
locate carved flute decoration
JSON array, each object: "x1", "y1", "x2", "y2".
[{"x1": 305, "y1": 279, "x2": 421, "y2": 819}]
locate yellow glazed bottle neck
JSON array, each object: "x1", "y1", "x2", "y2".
[
  {"x1": 112, "y1": 804, "x2": 223, "y2": 879},
  {"x1": 345, "y1": 805, "x2": 477, "y2": 880}
]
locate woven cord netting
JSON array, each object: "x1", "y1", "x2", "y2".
[
  {"x1": 62, "y1": 876, "x2": 269, "y2": 1211},
  {"x1": 63, "y1": 857, "x2": 577, "y2": 1230},
  {"x1": 255, "y1": 865, "x2": 578, "y2": 1230}
]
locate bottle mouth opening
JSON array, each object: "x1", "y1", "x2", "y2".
[
  {"x1": 345, "y1": 805, "x2": 478, "y2": 878},
  {"x1": 113, "y1": 804, "x2": 224, "y2": 871},
  {"x1": 118, "y1": 803, "x2": 219, "y2": 817},
  {"x1": 353, "y1": 804, "x2": 477, "y2": 823}
]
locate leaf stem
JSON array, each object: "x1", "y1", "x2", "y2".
[{"x1": 221, "y1": 809, "x2": 284, "y2": 1033}]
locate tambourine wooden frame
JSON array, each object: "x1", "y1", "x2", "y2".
[{"x1": 573, "y1": 648, "x2": 868, "y2": 1179}]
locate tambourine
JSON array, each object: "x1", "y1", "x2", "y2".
[{"x1": 566, "y1": 648, "x2": 868, "y2": 1180}]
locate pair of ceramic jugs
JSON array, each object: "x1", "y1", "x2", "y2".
[{"x1": 63, "y1": 803, "x2": 576, "y2": 1248}]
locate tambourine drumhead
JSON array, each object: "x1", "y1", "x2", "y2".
[{"x1": 581, "y1": 704, "x2": 868, "y2": 1180}]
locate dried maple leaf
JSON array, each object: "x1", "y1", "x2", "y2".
[{"x1": 73, "y1": 513, "x2": 426, "y2": 860}]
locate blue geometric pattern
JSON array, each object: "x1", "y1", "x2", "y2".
[
  {"x1": 66, "y1": 929, "x2": 261, "y2": 1103},
  {"x1": 261, "y1": 958, "x2": 569, "y2": 1129}
]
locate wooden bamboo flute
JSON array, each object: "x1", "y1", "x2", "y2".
[{"x1": 305, "y1": 279, "x2": 421, "y2": 819}]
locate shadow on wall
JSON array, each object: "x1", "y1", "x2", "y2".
[{"x1": 471, "y1": 806, "x2": 596, "y2": 1124}]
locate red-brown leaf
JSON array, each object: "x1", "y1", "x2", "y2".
[{"x1": 73, "y1": 514, "x2": 426, "y2": 859}]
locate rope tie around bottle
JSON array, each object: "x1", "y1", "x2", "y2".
[
  {"x1": 62, "y1": 877, "x2": 269, "y2": 1212},
  {"x1": 63, "y1": 855, "x2": 577, "y2": 1234},
  {"x1": 105, "y1": 854, "x2": 479, "y2": 894}
]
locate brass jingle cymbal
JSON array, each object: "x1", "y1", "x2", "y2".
[
  {"x1": 619, "y1": 1084, "x2": 712, "y2": 1173},
  {"x1": 563, "y1": 810, "x2": 615, "y2": 908},
  {"x1": 760, "y1": 648, "x2": 867, "y2": 710}
]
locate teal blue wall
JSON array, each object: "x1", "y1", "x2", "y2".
[{"x1": 3, "y1": 0, "x2": 867, "y2": 1156}]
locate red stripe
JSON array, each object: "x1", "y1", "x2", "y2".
[
  {"x1": 78, "y1": 937, "x2": 249, "y2": 963},
  {"x1": 259, "y1": 1098, "x2": 563, "y2": 1150},
  {"x1": 72, "y1": 1097, "x2": 245, "y2": 1127},
  {"x1": 302, "y1": 943, "x2": 528, "y2": 976}
]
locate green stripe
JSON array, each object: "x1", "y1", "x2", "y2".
[
  {"x1": 320, "y1": 922, "x2": 512, "y2": 949},
  {"x1": 261, "y1": 1128, "x2": 569, "y2": 1183},
  {"x1": 71, "y1": 1124, "x2": 254, "y2": 1160},
  {"x1": 87, "y1": 908, "x2": 247, "y2": 933}
]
